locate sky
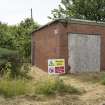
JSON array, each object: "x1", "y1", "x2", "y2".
[{"x1": 0, "y1": 0, "x2": 60, "y2": 25}]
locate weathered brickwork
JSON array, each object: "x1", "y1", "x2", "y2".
[{"x1": 32, "y1": 20, "x2": 105, "y2": 72}]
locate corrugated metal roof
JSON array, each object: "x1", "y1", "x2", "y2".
[{"x1": 32, "y1": 18, "x2": 105, "y2": 34}]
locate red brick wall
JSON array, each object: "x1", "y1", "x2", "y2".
[
  {"x1": 32, "y1": 22, "x2": 62, "y2": 72},
  {"x1": 32, "y1": 22, "x2": 105, "y2": 72}
]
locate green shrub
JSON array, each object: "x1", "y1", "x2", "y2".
[
  {"x1": 0, "y1": 79, "x2": 29, "y2": 97},
  {"x1": 0, "y1": 47, "x2": 23, "y2": 78},
  {"x1": 100, "y1": 73, "x2": 105, "y2": 85},
  {"x1": 0, "y1": 47, "x2": 31, "y2": 79},
  {"x1": 2, "y1": 62, "x2": 31, "y2": 80},
  {"x1": 35, "y1": 76, "x2": 80, "y2": 95}
]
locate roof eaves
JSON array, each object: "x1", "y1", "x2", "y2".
[
  {"x1": 32, "y1": 19, "x2": 65, "y2": 34},
  {"x1": 68, "y1": 18, "x2": 105, "y2": 26}
]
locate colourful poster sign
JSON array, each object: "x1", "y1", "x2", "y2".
[{"x1": 48, "y1": 59, "x2": 65, "y2": 74}]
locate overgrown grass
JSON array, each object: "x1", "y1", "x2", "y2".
[
  {"x1": 34, "y1": 76, "x2": 81, "y2": 95},
  {"x1": 0, "y1": 79, "x2": 30, "y2": 97},
  {"x1": 0, "y1": 76, "x2": 81, "y2": 97},
  {"x1": 100, "y1": 73, "x2": 105, "y2": 85}
]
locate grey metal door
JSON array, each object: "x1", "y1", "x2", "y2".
[{"x1": 68, "y1": 34, "x2": 100, "y2": 73}]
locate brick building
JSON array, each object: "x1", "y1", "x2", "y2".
[{"x1": 32, "y1": 19, "x2": 105, "y2": 73}]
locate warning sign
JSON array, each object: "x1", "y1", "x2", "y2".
[
  {"x1": 48, "y1": 59, "x2": 65, "y2": 74},
  {"x1": 55, "y1": 59, "x2": 65, "y2": 66}
]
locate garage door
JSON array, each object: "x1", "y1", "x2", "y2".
[{"x1": 68, "y1": 33, "x2": 100, "y2": 73}]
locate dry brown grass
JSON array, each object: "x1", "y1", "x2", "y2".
[
  {"x1": 29, "y1": 66, "x2": 48, "y2": 80},
  {"x1": 0, "y1": 67, "x2": 105, "y2": 105}
]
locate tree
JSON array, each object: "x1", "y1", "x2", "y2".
[
  {"x1": 12, "y1": 18, "x2": 39, "y2": 61},
  {"x1": 0, "y1": 18, "x2": 39, "y2": 61},
  {"x1": 0, "y1": 18, "x2": 39, "y2": 78},
  {"x1": 0, "y1": 23, "x2": 14, "y2": 49},
  {"x1": 49, "y1": 0, "x2": 105, "y2": 22}
]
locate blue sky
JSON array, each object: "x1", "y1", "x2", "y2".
[{"x1": 0, "y1": 0, "x2": 60, "y2": 25}]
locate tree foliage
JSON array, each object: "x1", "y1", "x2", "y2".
[
  {"x1": 0, "y1": 18, "x2": 39, "y2": 77},
  {"x1": 12, "y1": 18, "x2": 39, "y2": 60},
  {"x1": 49, "y1": 0, "x2": 105, "y2": 21},
  {"x1": 0, "y1": 18, "x2": 39, "y2": 60}
]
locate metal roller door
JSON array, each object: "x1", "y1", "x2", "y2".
[{"x1": 68, "y1": 33, "x2": 100, "y2": 73}]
